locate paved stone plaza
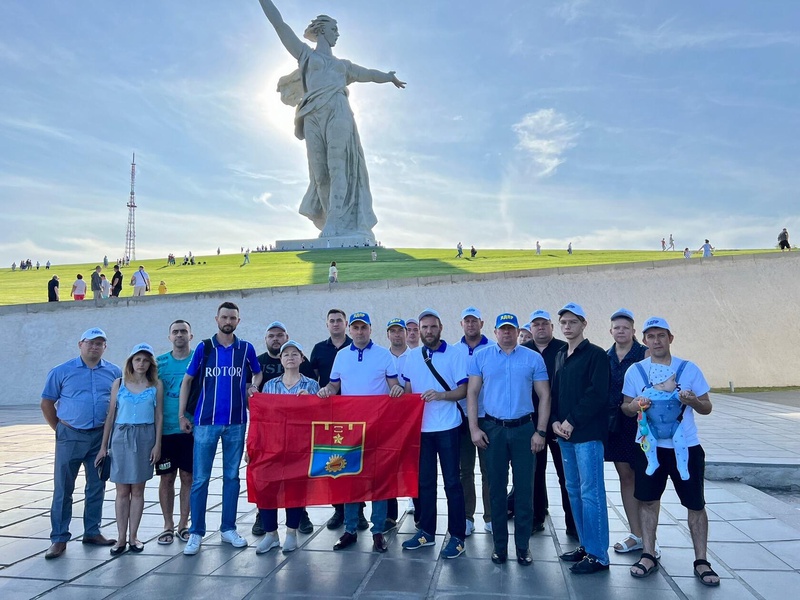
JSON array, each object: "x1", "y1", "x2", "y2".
[{"x1": 1, "y1": 393, "x2": 799, "y2": 599}]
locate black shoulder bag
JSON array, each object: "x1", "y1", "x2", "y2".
[
  {"x1": 423, "y1": 347, "x2": 468, "y2": 429},
  {"x1": 186, "y1": 339, "x2": 213, "y2": 416}
]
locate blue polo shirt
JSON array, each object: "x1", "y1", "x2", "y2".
[
  {"x1": 402, "y1": 341, "x2": 468, "y2": 433},
  {"x1": 469, "y1": 344, "x2": 548, "y2": 420},
  {"x1": 329, "y1": 341, "x2": 397, "y2": 395},
  {"x1": 42, "y1": 357, "x2": 122, "y2": 429},
  {"x1": 455, "y1": 335, "x2": 496, "y2": 416},
  {"x1": 186, "y1": 334, "x2": 261, "y2": 426}
]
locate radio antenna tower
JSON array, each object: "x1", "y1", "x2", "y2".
[{"x1": 124, "y1": 153, "x2": 136, "y2": 262}]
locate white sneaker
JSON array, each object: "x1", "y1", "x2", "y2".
[
  {"x1": 655, "y1": 542, "x2": 662, "y2": 559},
  {"x1": 184, "y1": 533, "x2": 202, "y2": 555},
  {"x1": 220, "y1": 529, "x2": 248, "y2": 548},
  {"x1": 465, "y1": 520, "x2": 475, "y2": 536},
  {"x1": 484, "y1": 522, "x2": 493, "y2": 534},
  {"x1": 405, "y1": 499, "x2": 415, "y2": 514},
  {"x1": 256, "y1": 531, "x2": 280, "y2": 554},
  {"x1": 282, "y1": 532, "x2": 298, "y2": 554}
]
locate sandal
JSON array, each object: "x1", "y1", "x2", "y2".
[
  {"x1": 614, "y1": 533, "x2": 643, "y2": 553},
  {"x1": 157, "y1": 530, "x2": 175, "y2": 545},
  {"x1": 693, "y1": 559, "x2": 720, "y2": 587},
  {"x1": 177, "y1": 527, "x2": 190, "y2": 542},
  {"x1": 630, "y1": 553, "x2": 659, "y2": 578}
]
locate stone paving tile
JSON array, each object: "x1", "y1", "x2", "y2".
[
  {"x1": 671, "y1": 576, "x2": 758, "y2": 599},
  {"x1": 38, "y1": 584, "x2": 118, "y2": 599},
  {"x1": 0, "y1": 536, "x2": 51, "y2": 566},
  {"x1": 361, "y1": 557, "x2": 436, "y2": 595},
  {"x1": 69, "y1": 554, "x2": 170, "y2": 588},
  {"x1": 736, "y1": 569, "x2": 800, "y2": 600},
  {"x1": 0, "y1": 576, "x2": 60, "y2": 599},
  {"x1": 732, "y1": 517, "x2": 800, "y2": 542},
  {"x1": 0, "y1": 555, "x2": 106, "y2": 580},
  {"x1": 759, "y1": 539, "x2": 800, "y2": 569},
  {"x1": 708, "y1": 541, "x2": 793, "y2": 571}
]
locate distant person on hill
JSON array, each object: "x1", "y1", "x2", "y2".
[
  {"x1": 159, "y1": 281, "x2": 168, "y2": 295},
  {"x1": 46, "y1": 260, "x2": 51, "y2": 269},
  {"x1": 456, "y1": 242, "x2": 463, "y2": 258},
  {"x1": 329, "y1": 261, "x2": 338, "y2": 283},
  {"x1": 71, "y1": 275, "x2": 86, "y2": 301},
  {"x1": 683, "y1": 248, "x2": 691, "y2": 259},
  {"x1": 36, "y1": 261, "x2": 40, "y2": 270},
  {"x1": 778, "y1": 228, "x2": 790, "y2": 251},
  {"x1": 217, "y1": 247, "x2": 221, "y2": 255},
  {"x1": 100, "y1": 275, "x2": 111, "y2": 299},
  {"x1": 567, "y1": 242, "x2": 573, "y2": 255},
  {"x1": 698, "y1": 240, "x2": 713, "y2": 258},
  {"x1": 668, "y1": 234, "x2": 675, "y2": 251},
  {"x1": 242, "y1": 250, "x2": 250, "y2": 266},
  {"x1": 91, "y1": 266, "x2": 103, "y2": 301},
  {"x1": 536, "y1": 241, "x2": 541, "y2": 255},
  {"x1": 131, "y1": 266, "x2": 151, "y2": 296},
  {"x1": 371, "y1": 250, "x2": 377, "y2": 262},
  {"x1": 661, "y1": 238, "x2": 666, "y2": 251},
  {"x1": 11, "y1": 261, "x2": 16, "y2": 271},
  {"x1": 470, "y1": 245, "x2": 477, "y2": 258},
  {"x1": 111, "y1": 265, "x2": 123, "y2": 297},
  {"x1": 47, "y1": 275, "x2": 60, "y2": 302}
]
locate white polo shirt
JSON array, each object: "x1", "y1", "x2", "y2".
[
  {"x1": 330, "y1": 341, "x2": 397, "y2": 395},
  {"x1": 402, "y1": 341, "x2": 468, "y2": 433},
  {"x1": 390, "y1": 347, "x2": 411, "y2": 384}
]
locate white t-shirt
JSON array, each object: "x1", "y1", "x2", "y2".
[
  {"x1": 329, "y1": 265, "x2": 338, "y2": 280},
  {"x1": 402, "y1": 342, "x2": 468, "y2": 433},
  {"x1": 329, "y1": 341, "x2": 397, "y2": 395},
  {"x1": 622, "y1": 356, "x2": 710, "y2": 449},
  {"x1": 72, "y1": 279, "x2": 87, "y2": 295}
]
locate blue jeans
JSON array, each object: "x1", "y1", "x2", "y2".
[
  {"x1": 189, "y1": 424, "x2": 245, "y2": 536},
  {"x1": 558, "y1": 439, "x2": 609, "y2": 564},
  {"x1": 418, "y1": 426, "x2": 466, "y2": 539},
  {"x1": 344, "y1": 501, "x2": 387, "y2": 535},
  {"x1": 50, "y1": 423, "x2": 106, "y2": 543}
]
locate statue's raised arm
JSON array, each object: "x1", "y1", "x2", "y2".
[
  {"x1": 258, "y1": 0, "x2": 304, "y2": 59},
  {"x1": 256, "y1": 0, "x2": 405, "y2": 243}
]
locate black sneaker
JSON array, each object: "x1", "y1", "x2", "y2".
[
  {"x1": 333, "y1": 531, "x2": 358, "y2": 551},
  {"x1": 298, "y1": 513, "x2": 314, "y2": 535},
  {"x1": 326, "y1": 510, "x2": 344, "y2": 530},
  {"x1": 357, "y1": 511, "x2": 370, "y2": 531},
  {"x1": 251, "y1": 513, "x2": 266, "y2": 536},
  {"x1": 559, "y1": 546, "x2": 587, "y2": 562},
  {"x1": 516, "y1": 548, "x2": 533, "y2": 566},
  {"x1": 570, "y1": 555, "x2": 609, "y2": 575},
  {"x1": 532, "y1": 522, "x2": 545, "y2": 534},
  {"x1": 491, "y1": 550, "x2": 507, "y2": 564}
]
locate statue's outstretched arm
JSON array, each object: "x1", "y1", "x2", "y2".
[
  {"x1": 258, "y1": 0, "x2": 304, "y2": 60},
  {"x1": 349, "y1": 64, "x2": 407, "y2": 89}
]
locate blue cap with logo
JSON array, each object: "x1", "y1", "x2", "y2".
[
  {"x1": 558, "y1": 302, "x2": 586, "y2": 320},
  {"x1": 642, "y1": 317, "x2": 671, "y2": 333},
  {"x1": 610, "y1": 308, "x2": 634, "y2": 321},
  {"x1": 349, "y1": 312, "x2": 371, "y2": 326},
  {"x1": 265, "y1": 321, "x2": 287, "y2": 333},
  {"x1": 529, "y1": 309, "x2": 551, "y2": 323},
  {"x1": 461, "y1": 307, "x2": 482, "y2": 320},
  {"x1": 80, "y1": 327, "x2": 107, "y2": 342},
  {"x1": 386, "y1": 318, "x2": 406, "y2": 330},
  {"x1": 279, "y1": 340, "x2": 304, "y2": 355},
  {"x1": 129, "y1": 342, "x2": 155, "y2": 357},
  {"x1": 418, "y1": 308, "x2": 441, "y2": 321},
  {"x1": 495, "y1": 313, "x2": 519, "y2": 329}
]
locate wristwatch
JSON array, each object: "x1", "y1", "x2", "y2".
[{"x1": 535, "y1": 429, "x2": 547, "y2": 438}]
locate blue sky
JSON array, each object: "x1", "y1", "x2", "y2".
[{"x1": 1, "y1": 0, "x2": 798, "y2": 265}]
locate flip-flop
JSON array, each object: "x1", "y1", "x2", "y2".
[
  {"x1": 129, "y1": 541, "x2": 145, "y2": 553},
  {"x1": 177, "y1": 527, "x2": 190, "y2": 542},
  {"x1": 157, "y1": 530, "x2": 174, "y2": 545},
  {"x1": 630, "y1": 553, "x2": 659, "y2": 578},
  {"x1": 693, "y1": 559, "x2": 720, "y2": 587}
]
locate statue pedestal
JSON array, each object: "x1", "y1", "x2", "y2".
[{"x1": 274, "y1": 235, "x2": 376, "y2": 251}]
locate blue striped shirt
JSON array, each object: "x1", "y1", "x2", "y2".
[
  {"x1": 186, "y1": 335, "x2": 261, "y2": 426},
  {"x1": 262, "y1": 374, "x2": 320, "y2": 395}
]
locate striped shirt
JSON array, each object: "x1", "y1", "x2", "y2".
[
  {"x1": 262, "y1": 374, "x2": 320, "y2": 395},
  {"x1": 186, "y1": 335, "x2": 261, "y2": 426}
]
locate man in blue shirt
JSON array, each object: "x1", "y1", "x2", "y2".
[
  {"x1": 178, "y1": 302, "x2": 262, "y2": 555},
  {"x1": 467, "y1": 313, "x2": 551, "y2": 565},
  {"x1": 41, "y1": 327, "x2": 122, "y2": 559}
]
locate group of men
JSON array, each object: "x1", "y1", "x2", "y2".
[{"x1": 40, "y1": 300, "x2": 718, "y2": 585}]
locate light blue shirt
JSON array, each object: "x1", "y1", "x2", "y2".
[
  {"x1": 469, "y1": 344, "x2": 548, "y2": 420},
  {"x1": 42, "y1": 357, "x2": 122, "y2": 429},
  {"x1": 115, "y1": 383, "x2": 157, "y2": 425},
  {"x1": 456, "y1": 335, "x2": 496, "y2": 416}
]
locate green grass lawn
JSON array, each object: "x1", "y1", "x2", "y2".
[{"x1": 0, "y1": 248, "x2": 774, "y2": 306}]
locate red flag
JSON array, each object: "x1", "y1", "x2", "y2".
[{"x1": 247, "y1": 393, "x2": 424, "y2": 509}]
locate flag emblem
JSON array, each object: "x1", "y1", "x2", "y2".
[{"x1": 309, "y1": 422, "x2": 365, "y2": 478}]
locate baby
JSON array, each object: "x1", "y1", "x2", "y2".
[{"x1": 636, "y1": 363, "x2": 690, "y2": 479}]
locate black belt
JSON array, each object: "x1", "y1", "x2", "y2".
[{"x1": 484, "y1": 413, "x2": 533, "y2": 428}]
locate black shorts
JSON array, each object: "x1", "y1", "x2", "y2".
[
  {"x1": 779, "y1": 240, "x2": 790, "y2": 250},
  {"x1": 155, "y1": 433, "x2": 194, "y2": 475},
  {"x1": 633, "y1": 445, "x2": 705, "y2": 511}
]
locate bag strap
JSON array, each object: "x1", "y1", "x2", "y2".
[{"x1": 635, "y1": 363, "x2": 650, "y2": 392}]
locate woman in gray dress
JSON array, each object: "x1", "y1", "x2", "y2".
[{"x1": 95, "y1": 343, "x2": 163, "y2": 554}]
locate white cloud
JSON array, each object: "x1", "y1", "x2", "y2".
[
  {"x1": 617, "y1": 21, "x2": 800, "y2": 52},
  {"x1": 512, "y1": 109, "x2": 580, "y2": 177},
  {"x1": 549, "y1": 0, "x2": 591, "y2": 24}
]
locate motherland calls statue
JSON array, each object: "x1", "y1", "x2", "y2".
[{"x1": 258, "y1": 0, "x2": 406, "y2": 242}]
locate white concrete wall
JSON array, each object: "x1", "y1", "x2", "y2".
[{"x1": 2, "y1": 252, "x2": 798, "y2": 407}]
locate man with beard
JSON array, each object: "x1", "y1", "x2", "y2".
[{"x1": 179, "y1": 302, "x2": 262, "y2": 555}]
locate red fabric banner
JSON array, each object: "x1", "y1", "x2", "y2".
[{"x1": 247, "y1": 393, "x2": 424, "y2": 509}]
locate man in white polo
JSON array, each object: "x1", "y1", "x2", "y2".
[
  {"x1": 318, "y1": 312, "x2": 403, "y2": 553},
  {"x1": 130, "y1": 265, "x2": 150, "y2": 296}
]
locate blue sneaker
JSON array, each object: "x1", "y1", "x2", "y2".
[
  {"x1": 402, "y1": 530, "x2": 435, "y2": 550},
  {"x1": 441, "y1": 536, "x2": 465, "y2": 559}
]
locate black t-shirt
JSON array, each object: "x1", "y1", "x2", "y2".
[
  {"x1": 47, "y1": 279, "x2": 59, "y2": 301},
  {"x1": 523, "y1": 338, "x2": 567, "y2": 410},
  {"x1": 309, "y1": 335, "x2": 352, "y2": 387},
  {"x1": 111, "y1": 271, "x2": 123, "y2": 293},
  {"x1": 256, "y1": 351, "x2": 317, "y2": 391}
]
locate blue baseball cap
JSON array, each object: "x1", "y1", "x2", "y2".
[
  {"x1": 529, "y1": 309, "x2": 551, "y2": 323},
  {"x1": 642, "y1": 317, "x2": 671, "y2": 333},
  {"x1": 461, "y1": 307, "x2": 482, "y2": 320},
  {"x1": 610, "y1": 308, "x2": 634, "y2": 321},
  {"x1": 279, "y1": 340, "x2": 304, "y2": 355},
  {"x1": 129, "y1": 342, "x2": 155, "y2": 357},
  {"x1": 387, "y1": 318, "x2": 406, "y2": 330},
  {"x1": 80, "y1": 327, "x2": 107, "y2": 342},
  {"x1": 405, "y1": 318, "x2": 418, "y2": 326},
  {"x1": 265, "y1": 321, "x2": 287, "y2": 333},
  {"x1": 349, "y1": 312, "x2": 371, "y2": 326},
  {"x1": 520, "y1": 323, "x2": 532, "y2": 332},
  {"x1": 558, "y1": 303, "x2": 586, "y2": 320},
  {"x1": 418, "y1": 308, "x2": 441, "y2": 321},
  {"x1": 495, "y1": 313, "x2": 519, "y2": 329}
]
